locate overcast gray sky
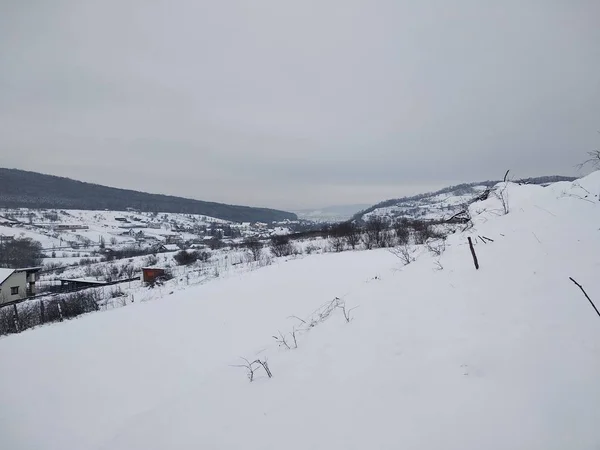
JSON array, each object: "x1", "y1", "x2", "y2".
[{"x1": 1, "y1": 0, "x2": 599, "y2": 210}]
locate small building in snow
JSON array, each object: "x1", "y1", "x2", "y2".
[
  {"x1": 59, "y1": 278, "x2": 110, "y2": 292},
  {"x1": 0, "y1": 267, "x2": 42, "y2": 304},
  {"x1": 158, "y1": 243, "x2": 180, "y2": 252},
  {"x1": 142, "y1": 267, "x2": 166, "y2": 284}
]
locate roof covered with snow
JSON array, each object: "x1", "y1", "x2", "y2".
[{"x1": 0, "y1": 268, "x2": 15, "y2": 285}]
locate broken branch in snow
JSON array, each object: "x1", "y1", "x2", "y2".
[
  {"x1": 467, "y1": 237, "x2": 479, "y2": 270},
  {"x1": 569, "y1": 277, "x2": 600, "y2": 319}
]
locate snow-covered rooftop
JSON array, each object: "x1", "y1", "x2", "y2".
[{"x1": 0, "y1": 268, "x2": 15, "y2": 285}]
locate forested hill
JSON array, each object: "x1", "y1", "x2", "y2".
[{"x1": 0, "y1": 168, "x2": 297, "y2": 223}]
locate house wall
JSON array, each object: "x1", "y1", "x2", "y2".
[{"x1": 0, "y1": 271, "x2": 27, "y2": 304}]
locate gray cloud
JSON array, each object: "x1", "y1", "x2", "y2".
[{"x1": 1, "y1": 0, "x2": 599, "y2": 209}]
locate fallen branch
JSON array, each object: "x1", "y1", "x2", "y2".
[{"x1": 569, "y1": 277, "x2": 600, "y2": 319}]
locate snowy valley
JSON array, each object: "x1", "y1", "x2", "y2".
[{"x1": 0, "y1": 173, "x2": 599, "y2": 449}]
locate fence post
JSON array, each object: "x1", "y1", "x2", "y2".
[
  {"x1": 468, "y1": 237, "x2": 479, "y2": 270},
  {"x1": 57, "y1": 300, "x2": 64, "y2": 321},
  {"x1": 12, "y1": 304, "x2": 20, "y2": 332},
  {"x1": 40, "y1": 300, "x2": 45, "y2": 324}
]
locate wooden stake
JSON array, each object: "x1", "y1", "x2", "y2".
[{"x1": 468, "y1": 237, "x2": 479, "y2": 270}]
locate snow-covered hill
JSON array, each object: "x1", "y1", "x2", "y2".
[
  {"x1": 0, "y1": 208, "x2": 229, "y2": 250},
  {"x1": 358, "y1": 176, "x2": 577, "y2": 222},
  {"x1": 1, "y1": 173, "x2": 599, "y2": 450},
  {"x1": 294, "y1": 204, "x2": 371, "y2": 222}
]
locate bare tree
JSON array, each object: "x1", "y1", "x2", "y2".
[
  {"x1": 330, "y1": 221, "x2": 361, "y2": 249},
  {"x1": 0, "y1": 237, "x2": 44, "y2": 268},
  {"x1": 330, "y1": 236, "x2": 345, "y2": 252},
  {"x1": 345, "y1": 224, "x2": 362, "y2": 249},
  {"x1": 244, "y1": 236, "x2": 263, "y2": 261},
  {"x1": 412, "y1": 221, "x2": 435, "y2": 244},
  {"x1": 577, "y1": 149, "x2": 600, "y2": 170},
  {"x1": 394, "y1": 219, "x2": 410, "y2": 245},
  {"x1": 363, "y1": 216, "x2": 387, "y2": 249}
]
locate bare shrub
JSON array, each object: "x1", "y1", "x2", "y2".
[
  {"x1": 340, "y1": 303, "x2": 358, "y2": 322},
  {"x1": 232, "y1": 357, "x2": 273, "y2": 382},
  {"x1": 494, "y1": 183, "x2": 510, "y2": 215},
  {"x1": 173, "y1": 250, "x2": 199, "y2": 266},
  {"x1": 0, "y1": 307, "x2": 18, "y2": 335},
  {"x1": 426, "y1": 239, "x2": 446, "y2": 257},
  {"x1": 270, "y1": 235, "x2": 295, "y2": 257},
  {"x1": 273, "y1": 331, "x2": 291, "y2": 349},
  {"x1": 304, "y1": 243, "x2": 319, "y2": 255},
  {"x1": 143, "y1": 254, "x2": 158, "y2": 266},
  {"x1": 389, "y1": 244, "x2": 415, "y2": 265}
]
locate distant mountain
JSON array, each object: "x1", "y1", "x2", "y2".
[
  {"x1": 294, "y1": 204, "x2": 371, "y2": 222},
  {"x1": 354, "y1": 175, "x2": 577, "y2": 222},
  {"x1": 0, "y1": 168, "x2": 297, "y2": 223}
]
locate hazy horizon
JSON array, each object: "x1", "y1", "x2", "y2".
[{"x1": 2, "y1": 1, "x2": 599, "y2": 209}]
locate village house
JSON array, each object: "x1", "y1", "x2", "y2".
[
  {"x1": 0, "y1": 267, "x2": 42, "y2": 304},
  {"x1": 157, "y1": 243, "x2": 180, "y2": 252}
]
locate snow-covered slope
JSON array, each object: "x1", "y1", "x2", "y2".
[
  {"x1": 1, "y1": 173, "x2": 599, "y2": 450},
  {"x1": 0, "y1": 208, "x2": 229, "y2": 250},
  {"x1": 359, "y1": 176, "x2": 577, "y2": 222},
  {"x1": 294, "y1": 203, "x2": 371, "y2": 222}
]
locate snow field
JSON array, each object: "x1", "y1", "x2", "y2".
[{"x1": 1, "y1": 173, "x2": 599, "y2": 449}]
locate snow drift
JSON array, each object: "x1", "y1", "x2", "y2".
[{"x1": 1, "y1": 173, "x2": 599, "y2": 450}]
